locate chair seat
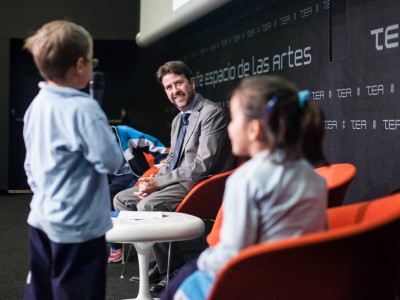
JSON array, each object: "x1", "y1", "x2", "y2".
[
  {"x1": 314, "y1": 163, "x2": 357, "y2": 207},
  {"x1": 207, "y1": 194, "x2": 400, "y2": 300}
]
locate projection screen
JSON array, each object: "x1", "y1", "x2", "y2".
[{"x1": 136, "y1": 0, "x2": 232, "y2": 47}]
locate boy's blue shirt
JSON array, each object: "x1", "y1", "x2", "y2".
[{"x1": 23, "y1": 82, "x2": 123, "y2": 243}]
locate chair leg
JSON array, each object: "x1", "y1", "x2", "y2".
[
  {"x1": 165, "y1": 242, "x2": 172, "y2": 290},
  {"x1": 121, "y1": 243, "x2": 125, "y2": 264},
  {"x1": 120, "y1": 243, "x2": 133, "y2": 279}
]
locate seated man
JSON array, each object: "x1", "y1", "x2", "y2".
[
  {"x1": 108, "y1": 125, "x2": 168, "y2": 263},
  {"x1": 113, "y1": 60, "x2": 235, "y2": 292}
]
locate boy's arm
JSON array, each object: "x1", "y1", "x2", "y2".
[
  {"x1": 23, "y1": 119, "x2": 38, "y2": 192},
  {"x1": 82, "y1": 116, "x2": 124, "y2": 174},
  {"x1": 24, "y1": 156, "x2": 38, "y2": 192}
]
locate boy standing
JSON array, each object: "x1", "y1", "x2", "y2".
[{"x1": 23, "y1": 20, "x2": 123, "y2": 300}]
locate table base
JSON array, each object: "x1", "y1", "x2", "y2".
[{"x1": 124, "y1": 242, "x2": 155, "y2": 300}]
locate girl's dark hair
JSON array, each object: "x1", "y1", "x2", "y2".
[
  {"x1": 236, "y1": 75, "x2": 328, "y2": 166},
  {"x1": 301, "y1": 98, "x2": 328, "y2": 166},
  {"x1": 155, "y1": 60, "x2": 194, "y2": 85}
]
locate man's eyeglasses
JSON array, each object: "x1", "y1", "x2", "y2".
[{"x1": 91, "y1": 58, "x2": 99, "y2": 68}]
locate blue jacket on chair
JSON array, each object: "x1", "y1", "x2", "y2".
[{"x1": 111, "y1": 125, "x2": 168, "y2": 179}]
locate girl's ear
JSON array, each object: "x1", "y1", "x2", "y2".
[{"x1": 248, "y1": 119, "x2": 263, "y2": 141}]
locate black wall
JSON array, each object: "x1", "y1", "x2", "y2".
[
  {"x1": 4, "y1": 0, "x2": 400, "y2": 205},
  {"x1": 125, "y1": 0, "x2": 400, "y2": 204},
  {"x1": 1, "y1": 0, "x2": 137, "y2": 191}
]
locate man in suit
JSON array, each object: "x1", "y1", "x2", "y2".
[{"x1": 113, "y1": 60, "x2": 235, "y2": 292}]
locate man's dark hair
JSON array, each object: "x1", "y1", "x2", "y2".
[{"x1": 155, "y1": 60, "x2": 194, "y2": 85}]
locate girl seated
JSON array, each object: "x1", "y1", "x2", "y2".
[{"x1": 163, "y1": 75, "x2": 329, "y2": 300}]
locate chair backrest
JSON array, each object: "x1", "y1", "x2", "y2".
[
  {"x1": 134, "y1": 148, "x2": 170, "y2": 186},
  {"x1": 206, "y1": 163, "x2": 354, "y2": 247},
  {"x1": 206, "y1": 205, "x2": 223, "y2": 247},
  {"x1": 314, "y1": 163, "x2": 357, "y2": 207},
  {"x1": 133, "y1": 166, "x2": 160, "y2": 187},
  {"x1": 207, "y1": 194, "x2": 400, "y2": 300},
  {"x1": 174, "y1": 169, "x2": 235, "y2": 219},
  {"x1": 142, "y1": 152, "x2": 155, "y2": 168}
]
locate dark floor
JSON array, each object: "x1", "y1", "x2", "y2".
[
  {"x1": 0, "y1": 193, "x2": 30, "y2": 300},
  {"x1": 0, "y1": 193, "x2": 209, "y2": 300}
]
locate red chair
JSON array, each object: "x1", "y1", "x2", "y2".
[
  {"x1": 143, "y1": 152, "x2": 155, "y2": 168},
  {"x1": 134, "y1": 148, "x2": 170, "y2": 186},
  {"x1": 315, "y1": 163, "x2": 357, "y2": 207},
  {"x1": 174, "y1": 157, "x2": 245, "y2": 219},
  {"x1": 174, "y1": 169, "x2": 235, "y2": 219},
  {"x1": 206, "y1": 205, "x2": 223, "y2": 247},
  {"x1": 207, "y1": 162, "x2": 356, "y2": 246},
  {"x1": 207, "y1": 194, "x2": 400, "y2": 300},
  {"x1": 134, "y1": 166, "x2": 160, "y2": 185}
]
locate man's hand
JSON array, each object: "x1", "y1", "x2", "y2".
[{"x1": 134, "y1": 174, "x2": 158, "y2": 199}]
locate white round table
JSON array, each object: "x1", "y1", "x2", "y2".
[{"x1": 106, "y1": 212, "x2": 205, "y2": 300}]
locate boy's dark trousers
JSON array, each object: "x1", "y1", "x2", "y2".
[{"x1": 24, "y1": 226, "x2": 107, "y2": 300}]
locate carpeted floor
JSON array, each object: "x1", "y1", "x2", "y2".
[
  {"x1": 0, "y1": 193, "x2": 30, "y2": 299},
  {"x1": 0, "y1": 193, "x2": 208, "y2": 300}
]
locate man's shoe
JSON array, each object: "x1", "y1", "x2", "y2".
[
  {"x1": 149, "y1": 267, "x2": 180, "y2": 293},
  {"x1": 108, "y1": 248, "x2": 123, "y2": 263},
  {"x1": 130, "y1": 262, "x2": 164, "y2": 284}
]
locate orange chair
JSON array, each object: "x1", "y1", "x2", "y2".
[
  {"x1": 174, "y1": 157, "x2": 245, "y2": 219},
  {"x1": 142, "y1": 152, "x2": 155, "y2": 168},
  {"x1": 207, "y1": 164, "x2": 358, "y2": 246},
  {"x1": 134, "y1": 148, "x2": 170, "y2": 186},
  {"x1": 207, "y1": 162, "x2": 355, "y2": 246},
  {"x1": 134, "y1": 166, "x2": 160, "y2": 184},
  {"x1": 174, "y1": 169, "x2": 235, "y2": 219},
  {"x1": 206, "y1": 205, "x2": 223, "y2": 247},
  {"x1": 207, "y1": 194, "x2": 400, "y2": 300},
  {"x1": 315, "y1": 163, "x2": 357, "y2": 207}
]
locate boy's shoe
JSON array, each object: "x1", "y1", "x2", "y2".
[{"x1": 108, "y1": 248, "x2": 123, "y2": 263}]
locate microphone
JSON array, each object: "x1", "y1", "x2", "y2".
[{"x1": 89, "y1": 71, "x2": 105, "y2": 106}]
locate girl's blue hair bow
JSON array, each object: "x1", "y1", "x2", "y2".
[
  {"x1": 263, "y1": 96, "x2": 278, "y2": 119},
  {"x1": 298, "y1": 90, "x2": 311, "y2": 108}
]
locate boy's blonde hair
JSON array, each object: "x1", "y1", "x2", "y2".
[{"x1": 24, "y1": 20, "x2": 91, "y2": 82}]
